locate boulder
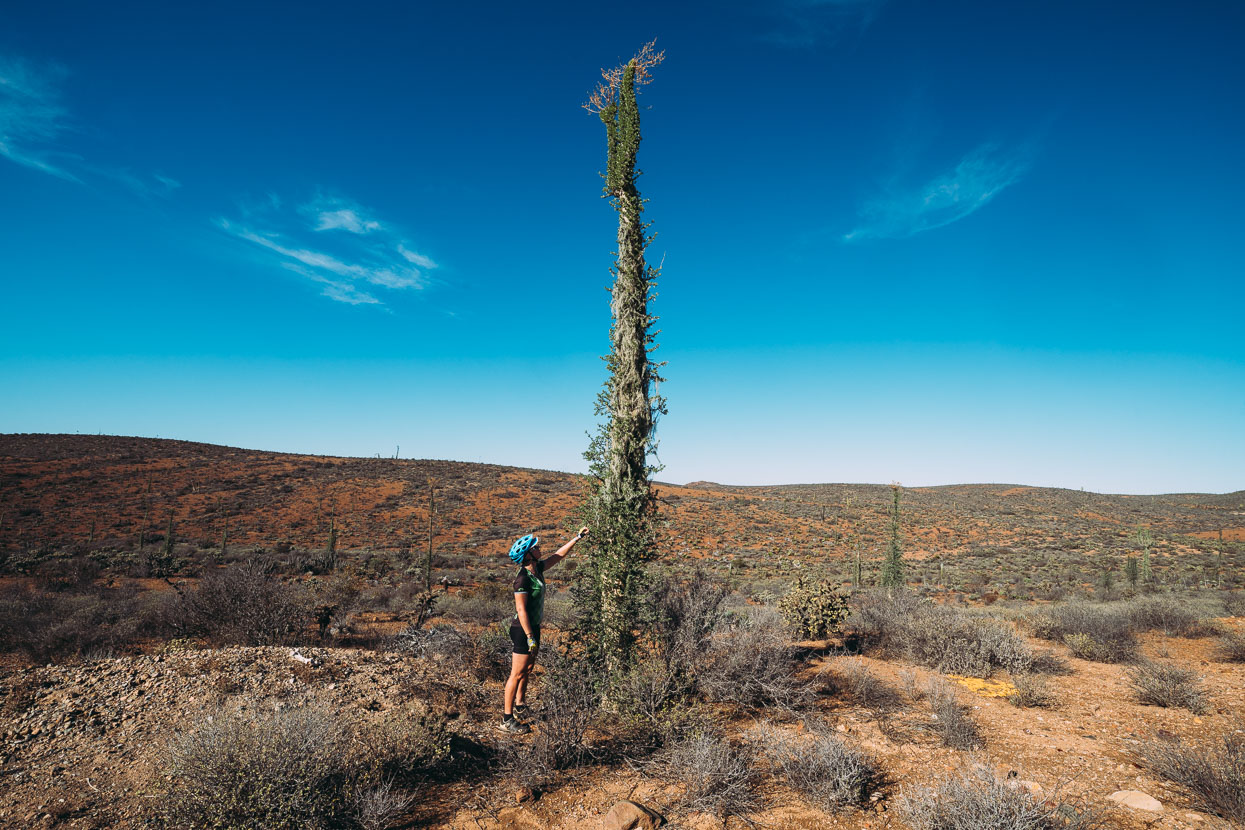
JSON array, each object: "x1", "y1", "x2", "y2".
[
  {"x1": 603, "y1": 800, "x2": 665, "y2": 830},
  {"x1": 1108, "y1": 790, "x2": 1163, "y2": 812}
]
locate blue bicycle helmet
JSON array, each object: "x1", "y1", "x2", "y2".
[{"x1": 508, "y1": 534, "x2": 539, "y2": 563}]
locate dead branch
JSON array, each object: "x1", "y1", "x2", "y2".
[{"x1": 583, "y1": 39, "x2": 665, "y2": 113}]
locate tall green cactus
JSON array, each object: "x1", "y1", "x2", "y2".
[
  {"x1": 577, "y1": 42, "x2": 667, "y2": 679},
  {"x1": 880, "y1": 484, "x2": 905, "y2": 589}
]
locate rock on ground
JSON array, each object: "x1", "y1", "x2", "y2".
[
  {"x1": 602, "y1": 800, "x2": 665, "y2": 830},
  {"x1": 1108, "y1": 790, "x2": 1164, "y2": 812}
]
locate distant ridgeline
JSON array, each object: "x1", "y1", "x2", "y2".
[{"x1": 0, "y1": 434, "x2": 1241, "y2": 597}]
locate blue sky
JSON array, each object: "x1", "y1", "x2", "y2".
[{"x1": 2, "y1": 0, "x2": 1242, "y2": 494}]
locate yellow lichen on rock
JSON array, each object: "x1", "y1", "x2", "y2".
[{"x1": 946, "y1": 674, "x2": 1017, "y2": 698}]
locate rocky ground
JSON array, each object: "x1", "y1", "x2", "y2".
[{"x1": 2, "y1": 619, "x2": 1242, "y2": 829}]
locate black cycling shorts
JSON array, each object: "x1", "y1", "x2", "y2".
[{"x1": 509, "y1": 624, "x2": 540, "y2": 655}]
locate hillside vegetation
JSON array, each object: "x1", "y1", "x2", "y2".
[
  {"x1": 2, "y1": 434, "x2": 1243, "y2": 830},
  {"x1": 2, "y1": 434, "x2": 1241, "y2": 601}
]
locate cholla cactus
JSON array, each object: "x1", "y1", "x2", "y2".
[{"x1": 778, "y1": 576, "x2": 849, "y2": 639}]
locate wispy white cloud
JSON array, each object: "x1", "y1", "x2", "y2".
[
  {"x1": 0, "y1": 55, "x2": 78, "y2": 180},
  {"x1": 301, "y1": 194, "x2": 384, "y2": 234},
  {"x1": 763, "y1": 0, "x2": 886, "y2": 48},
  {"x1": 1, "y1": 53, "x2": 181, "y2": 196},
  {"x1": 844, "y1": 143, "x2": 1033, "y2": 241},
  {"x1": 217, "y1": 194, "x2": 439, "y2": 306},
  {"x1": 398, "y1": 243, "x2": 438, "y2": 270},
  {"x1": 282, "y1": 264, "x2": 381, "y2": 306}
]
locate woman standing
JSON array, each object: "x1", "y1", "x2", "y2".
[{"x1": 498, "y1": 526, "x2": 589, "y2": 734}]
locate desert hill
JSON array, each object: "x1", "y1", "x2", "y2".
[
  {"x1": 2, "y1": 434, "x2": 1241, "y2": 597},
  {"x1": 2, "y1": 434, "x2": 1245, "y2": 830},
  {"x1": 2, "y1": 435, "x2": 1245, "y2": 597}
]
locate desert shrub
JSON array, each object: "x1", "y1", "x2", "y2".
[
  {"x1": 778, "y1": 577, "x2": 849, "y2": 639},
  {"x1": 700, "y1": 607, "x2": 813, "y2": 710},
  {"x1": 1136, "y1": 735, "x2": 1245, "y2": 822},
  {"x1": 650, "y1": 570, "x2": 728, "y2": 691},
  {"x1": 1223, "y1": 592, "x2": 1245, "y2": 617},
  {"x1": 900, "y1": 766, "x2": 1096, "y2": 830},
  {"x1": 162, "y1": 707, "x2": 356, "y2": 829},
  {"x1": 614, "y1": 656, "x2": 708, "y2": 751},
  {"x1": 438, "y1": 583, "x2": 512, "y2": 626},
  {"x1": 1028, "y1": 650, "x2": 1072, "y2": 675},
  {"x1": 850, "y1": 591, "x2": 1034, "y2": 677},
  {"x1": 1008, "y1": 673, "x2": 1056, "y2": 708},
  {"x1": 397, "y1": 621, "x2": 512, "y2": 683},
  {"x1": 161, "y1": 562, "x2": 312, "y2": 646},
  {"x1": 352, "y1": 778, "x2": 413, "y2": 830},
  {"x1": 356, "y1": 711, "x2": 452, "y2": 782},
  {"x1": 0, "y1": 582, "x2": 161, "y2": 661},
  {"x1": 390, "y1": 622, "x2": 473, "y2": 659},
  {"x1": 470, "y1": 624, "x2": 515, "y2": 682},
  {"x1": 502, "y1": 647, "x2": 599, "y2": 788},
  {"x1": 759, "y1": 721, "x2": 882, "y2": 811},
  {"x1": 33, "y1": 556, "x2": 101, "y2": 592},
  {"x1": 1126, "y1": 660, "x2": 1208, "y2": 713},
  {"x1": 1127, "y1": 595, "x2": 1205, "y2": 637},
  {"x1": 1027, "y1": 602, "x2": 1137, "y2": 663},
  {"x1": 850, "y1": 588, "x2": 924, "y2": 645},
  {"x1": 1214, "y1": 632, "x2": 1245, "y2": 662},
  {"x1": 921, "y1": 680, "x2": 982, "y2": 750},
  {"x1": 837, "y1": 659, "x2": 904, "y2": 714},
  {"x1": 527, "y1": 650, "x2": 598, "y2": 767},
  {"x1": 663, "y1": 727, "x2": 760, "y2": 817}
]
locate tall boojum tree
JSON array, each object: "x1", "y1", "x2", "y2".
[
  {"x1": 575, "y1": 42, "x2": 667, "y2": 679},
  {"x1": 880, "y1": 483, "x2": 905, "y2": 589}
]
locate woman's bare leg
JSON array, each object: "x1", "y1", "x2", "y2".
[{"x1": 503, "y1": 652, "x2": 531, "y2": 715}]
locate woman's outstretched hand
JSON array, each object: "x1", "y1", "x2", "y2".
[{"x1": 576, "y1": 526, "x2": 590, "y2": 540}]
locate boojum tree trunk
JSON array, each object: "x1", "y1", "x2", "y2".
[{"x1": 581, "y1": 44, "x2": 665, "y2": 680}]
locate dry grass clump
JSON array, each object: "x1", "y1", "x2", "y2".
[
  {"x1": 1008, "y1": 673, "x2": 1057, "y2": 708},
  {"x1": 0, "y1": 580, "x2": 162, "y2": 661},
  {"x1": 900, "y1": 766, "x2": 1098, "y2": 830},
  {"x1": 837, "y1": 658, "x2": 904, "y2": 715},
  {"x1": 759, "y1": 721, "x2": 883, "y2": 812},
  {"x1": 662, "y1": 727, "x2": 760, "y2": 818},
  {"x1": 501, "y1": 647, "x2": 599, "y2": 789},
  {"x1": 352, "y1": 778, "x2": 413, "y2": 830},
  {"x1": 1027, "y1": 602, "x2": 1137, "y2": 663},
  {"x1": 700, "y1": 607, "x2": 813, "y2": 711},
  {"x1": 162, "y1": 707, "x2": 356, "y2": 829},
  {"x1": 1214, "y1": 631, "x2": 1245, "y2": 662},
  {"x1": 921, "y1": 679, "x2": 983, "y2": 750},
  {"x1": 850, "y1": 591, "x2": 1034, "y2": 677},
  {"x1": 1127, "y1": 595, "x2": 1208, "y2": 637},
  {"x1": 1125, "y1": 660, "x2": 1208, "y2": 713},
  {"x1": 161, "y1": 705, "x2": 446, "y2": 829},
  {"x1": 161, "y1": 562, "x2": 312, "y2": 646},
  {"x1": 1030, "y1": 596, "x2": 1212, "y2": 664},
  {"x1": 1136, "y1": 735, "x2": 1245, "y2": 822}
]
